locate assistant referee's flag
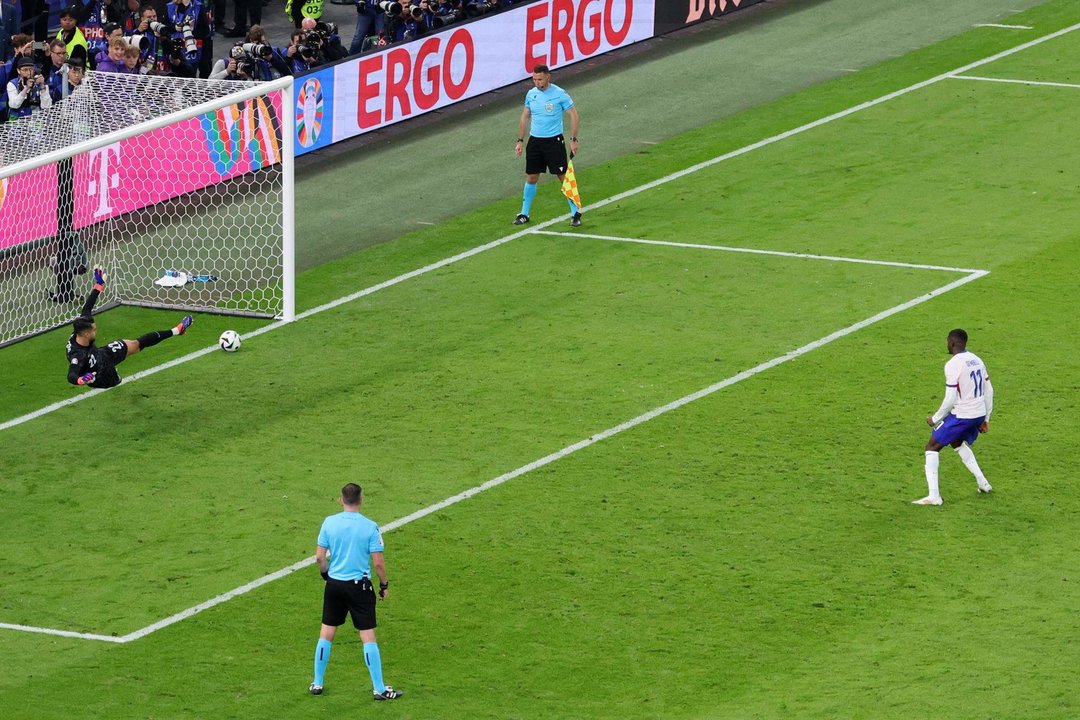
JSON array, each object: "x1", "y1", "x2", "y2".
[{"x1": 561, "y1": 159, "x2": 583, "y2": 209}]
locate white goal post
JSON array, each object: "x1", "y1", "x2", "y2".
[{"x1": 0, "y1": 72, "x2": 294, "y2": 349}]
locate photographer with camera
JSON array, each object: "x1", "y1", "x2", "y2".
[
  {"x1": 385, "y1": 0, "x2": 426, "y2": 45},
  {"x1": 133, "y1": 7, "x2": 169, "y2": 75},
  {"x1": 210, "y1": 29, "x2": 283, "y2": 80},
  {"x1": 166, "y1": 0, "x2": 213, "y2": 76},
  {"x1": 274, "y1": 27, "x2": 319, "y2": 73},
  {"x1": 432, "y1": 0, "x2": 464, "y2": 26},
  {"x1": 348, "y1": 0, "x2": 391, "y2": 55},
  {"x1": 6, "y1": 55, "x2": 52, "y2": 119}
]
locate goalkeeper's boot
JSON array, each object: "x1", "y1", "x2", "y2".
[
  {"x1": 513, "y1": 213, "x2": 529, "y2": 225},
  {"x1": 570, "y1": 212, "x2": 583, "y2": 228},
  {"x1": 308, "y1": 683, "x2": 323, "y2": 696},
  {"x1": 373, "y1": 686, "x2": 404, "y2": 701},
  {"x1": 176, "y1": 315, "x2": 193, "y2": 336}
]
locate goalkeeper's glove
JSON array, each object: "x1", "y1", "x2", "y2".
[
  {"x1": 77, "y1": 372, "x2": 96, "y2": 385},
  {"x1": 93, "y1": 266, "x2": 106, "y2": 292}
]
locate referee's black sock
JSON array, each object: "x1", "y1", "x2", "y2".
[{"x1": 137, "y1": 330, "x2": 173, "y2": 349}]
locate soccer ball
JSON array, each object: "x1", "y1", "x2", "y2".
[{"x1": 219, "y1": 330, "x2": 241, "y2": 352}]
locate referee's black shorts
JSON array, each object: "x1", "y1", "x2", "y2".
[
  {"x1": 322, "y1": 577, "x2": 377, "y2": 630},
  {"x1": 525, "y1": 134, "x2": 569, "y2": 176}
]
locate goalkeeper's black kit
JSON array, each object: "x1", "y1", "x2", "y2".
[{"x1": 66, "y1": 287, "x2": 125, "y2": 389}]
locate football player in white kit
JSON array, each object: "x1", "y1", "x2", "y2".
[{"x1": 914, "y1": 328, "x2": 994, "y2": 506}]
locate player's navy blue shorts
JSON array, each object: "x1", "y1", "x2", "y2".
[{"x1": 933, "y1": 414, "x2": 985, "y2": 446}]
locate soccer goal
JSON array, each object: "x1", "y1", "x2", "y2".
[{"x1": 0, "y1": 72, "x2": 294, "y2": 349}]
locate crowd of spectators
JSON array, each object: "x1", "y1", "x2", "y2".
[{"x1": 1, "y1": 0, "x2": 518, "y2": 122}]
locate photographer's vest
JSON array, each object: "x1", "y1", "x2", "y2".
[
  {"x1": 6, "y1": 78, "x2": 42, "y2": 119},
  {"x1": 166, "y1": 0, "x2": 207, "y2": 63},
  {"x1": 285, "y1": 0, "x2": 323, "y2": 21}
]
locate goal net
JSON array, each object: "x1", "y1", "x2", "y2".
[{"x1": 0, "y1": 72, "x2": 294, "y2": 349}]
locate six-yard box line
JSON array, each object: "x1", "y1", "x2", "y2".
[{"x1": 6, "y1": 16, "x2": 1078, "y2": 640}]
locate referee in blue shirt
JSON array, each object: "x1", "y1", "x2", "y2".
[
  {"x1": 310, "y1": 483, "x2": 403, "y2": 701},
  {"x1": 514, "y1": 64, "x2": 582, "y2": 227}
]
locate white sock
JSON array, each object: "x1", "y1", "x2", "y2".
[
  {"x1": 954, "y1": 443, "x2": 988, "y2": 485},
  {"x1": 924, "y1": 451, "x2": 941, "y2": 500}
]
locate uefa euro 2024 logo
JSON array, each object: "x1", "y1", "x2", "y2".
[
  {"x1": 199, "y1": 97, "x2": 284, "y2": 176},
  {"x1": 296, "y1": 78, "x2": 324, "y2": 148}
]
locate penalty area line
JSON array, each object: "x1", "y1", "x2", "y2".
[
  {"x1": 0, "y1": 267, "x2": 987, "y2": 644},
  {"x1": 534, "y1": 231, "x2": 986, "y2": 274},
  {"x1": 3, "y1": 19, "x2": 1077, "y2": 435}
]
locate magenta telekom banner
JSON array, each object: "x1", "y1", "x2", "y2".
[
  {"x1": 0, "y1": 92, "x2": 282, "y2": 252},
  {"x1": 0, "y1": 168, "x2": 59, "y2": 249}
]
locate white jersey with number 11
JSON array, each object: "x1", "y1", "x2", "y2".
[{"x1": 944, "y1": 351, "x2": 990, "y2": 419}]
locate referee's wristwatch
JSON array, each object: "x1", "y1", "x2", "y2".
[
  {"x1": 570, "y1": 136, "x2": 578, "y2": 142},
  {"x1": 516, "y1": 138, "x2": 524, "y2": 143}
]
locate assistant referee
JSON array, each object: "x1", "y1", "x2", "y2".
[
  {"x1": 310, "y1": 483, "x2": 403, "y2": 701},
  {"x1": 514, "y1": 64, "x2": 582, "y2": 227}
]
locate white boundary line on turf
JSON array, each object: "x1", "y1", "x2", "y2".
[
  {"x1": 533, "y1": 231, "x2": 984, "y2": 274},
  {"x1": 3, "y1": 17, "x2": 1077, "y2": 436},
  {"x1": 0, "y1": 622, "x2": 125, "y2": 643},
  {"x1": 974, "y1": 23, "x2": 1033, "y2": 30},
  {"x1": 950, "y1": 74, "x2": 1080, "y2": 90},
  {"x1": 0, "y1": 260, "x2": 990, "y2": 644}
]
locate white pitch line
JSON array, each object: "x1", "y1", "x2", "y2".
[
  {"x1": 534, "y1": 231, "x2": 985, "y2": 274},
  {"x1": 5, "y1": 266, "x2": 986, "y2": 644},
  {"x1": 950, "y1": 74, "x2": 1080, "y2": 90},
  {"x1": 4, "y1": 18, "x2": 1077, "y2": 436},
  {"x1": 974, "y1": 23, "x2": 1033, "y2": 30},
  {"x1": 0, "y1": 622, "x2": 124, "y2": 644}
]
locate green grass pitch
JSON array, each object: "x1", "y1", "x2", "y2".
[{"x1": 2, "y1": 1, "x2": 1080, "y2": 718}]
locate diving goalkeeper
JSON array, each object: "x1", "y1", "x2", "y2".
[{"x1": 66, "y1": 267, "x2": 193, "y2": 389}]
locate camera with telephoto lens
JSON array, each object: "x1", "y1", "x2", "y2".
[
  {"x1": 149, "y1": 21, "x2": 170, "y2": 37},
  {"x1": 181, "y1": 23, "x2": 198, "y2": 54},
  {"x1": 432, "y1": 12, "x2": 459, "y2": 28},
  {"x1": 378, "y1": 0, "x2": 402, "y2": 15},
  {"x1": 236, "y1": 58, "x2": 257, "y2": 77},
  {"x1": 297, "y1": 40, "x2": 320, "y2": 61},
  {"x1": 240, "y1": 42, "x2": 273, "y2": 59},
  {"x1": 408, "y1": 5, "x2": 423, "y2": 19},
  {"x1": 124, "y1": 34, "x2": 149, "y2": 51}
]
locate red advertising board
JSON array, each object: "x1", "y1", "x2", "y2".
[{"x1": 328, "y1": 0, "x2": 655, "y2": 143}]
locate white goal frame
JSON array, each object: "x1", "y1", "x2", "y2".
[{"x1": 0, "y1": 75, "x2": 295, "y2": 347}]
